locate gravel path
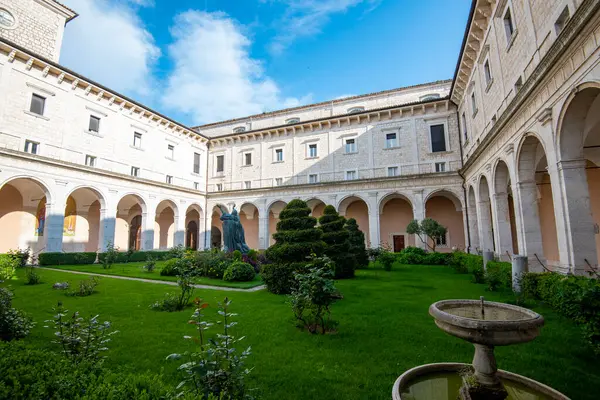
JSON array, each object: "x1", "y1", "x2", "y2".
[{"x1": 40, "y1": 268, "x2": 266, "y2": 292}]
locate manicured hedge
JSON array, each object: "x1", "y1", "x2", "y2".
[
  {"x1": 484, "y1": 261, "x2": 512, "y2": 291},
  {"x1": 97, "y1": 251, "x2": 171, "y2": 263},
  {"x1": 39, "y1": 252, "x2": 97, "y2": 266}
]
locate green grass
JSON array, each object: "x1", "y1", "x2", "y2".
[
  {"x1": 41, "y1": 261, "x2": 263, "y2": 289},
  {"x1": 3, "y1": 265, "x2": 597, "y2": 399}
]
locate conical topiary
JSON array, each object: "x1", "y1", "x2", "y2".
[
  {"x1": 318, "y1": 205, "x2": 355, "y2": 278},
  {"x1": 263, "y1": 199, "x2": 325, "y2": 294},
  {"x1": 345, "y1": 218, "x2": 368, "y2": 269}
]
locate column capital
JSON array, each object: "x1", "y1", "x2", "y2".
[{"x1": 557, "y1": 159, "x2": 587, "y2": 171}]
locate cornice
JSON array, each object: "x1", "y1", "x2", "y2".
[{"x1": 34, "y1": 0, "x2": 78, "y2": 22}]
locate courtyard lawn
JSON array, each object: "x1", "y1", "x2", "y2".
[
  {"x1": 41, "y1": 261, "x2": 264, "y2": 289},
  {"x1": 3, "y1": 265, "x2": 597, "y2": 400}
]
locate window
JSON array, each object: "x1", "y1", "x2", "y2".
[
  {"x1": 167, "y1": 144, "x2": 174, "y2": 159},
  {"x1": 514, "y1": 77, "x2": 523, "y2": 93},
  {"x1": 30, "y1": 94, "x2": 45, "y2": 116},
  {"x1": 430, "y1": 124, "x2": 446, "y2": 152},
  {"x1": 194, "y1": 182, "x2": 199, "y2": 190},
  {"x1": 461, "y1": 112, "x2": 468, "y2": 142},
  {"x1": 346, "y1": 170, "x2": 357, "y2": 180},
  {"x1": 471, "y1": 92, "x2": 477, "y2": 116},
  {"x1": 435, "y1": 162, "x2": 446, "y2": 172},
  {"x1": 0, "y1": 8, "x2": 16, "y2": 28},
  {"x1": 244, "y1": 152, "x2": 252, "y2": 166},
  {"x1": 233, "y1": 126, "x2": 246, "y2": 133},
  {"x1": 347, "y1": 106, "x2": 365, "y2": 114},
  {"x1": 285, "y1": 117, "x2": 300, "y2": 124},
  {"x1": 503, "y1": 7, "x2": 515, "y2": 42},
  {"x1": 387, "y1": 166, "x2": 398, "y2": 177},
  {"x1": 131, "y1": 166, "x2": 140, "y2": 177},
  {"x1": 385, "y1": 132, "x2": 397, "y2": 148},
  {"x1": 133, "y1": 132, "x2": 142, "y2": 148},
  {"x1": 345, "y1": 138, "x2": 357, "y2": 153},
  {"x1": 420, "y1": 93, "x2": 441, "y2": 101},
  {"x1": 244, "y1": 181, "x2": 251, "y2": 189},
  {"x1": 193, "y1": 152, "x2": 201, "y2": 174},
  {"x1": 216, "y1": 183, "x2": 223, "y2": 191},
  {"x1": 308, "y1": 143, "x2": 318, "y2": 158},
  {"x1": 555, "y1": 6, "x2": 570, "y2": 35},
  {"x1": 216, "y1": 155, "x2": 224, "y2": 173},
  {"x1": 275, "y1": 148, "x2": 283, "y2": 162},
  {"x1": 275, "y1": 178, "x2": 283, "y2": 186},
  {"x1": 85, "y1": 155, "x2": 96, "y2": 167},
  {"x1": 166, "y1": 175, "x2": 173, "y2": 184},
  {"x1": 309, "y1": 174, "x2": 318, "y2": 184},
  {"x1": 24, "y1": 140, "x2": 39, "y2": 154},
  {"x1": 435, "y1": 233, "x2": 448, "y2": 247},
  {"x1": 88, "y1": 115, "x2": 100, "y2": 133},
  {"x1": 484, "y1": 60, "x2": 492, "y2": 86}
]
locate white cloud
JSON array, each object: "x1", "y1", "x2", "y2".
[
  {"x1": 268, "y1": 0, "x2": 381, "y2": 55},
  {"x1": 59, "y1": 0, "x2": 160, "y2": 97},
  {"x1": 161, "y1": 11, "x2": 311, "y2": 125}
]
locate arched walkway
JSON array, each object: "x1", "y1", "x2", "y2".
[
  {"x1": 0, "y1": 177, "x2": 51, "y2": 253},
  {"x1": 493, "y1": 161, "x2": 518, "y2": 258},
  {"x1": 115, "y1": 194, "x2": 146, "y2": 251},
  {"x1": 268, "y1": 201, "x2": 287, "y2": 246},
  {"x1": 306, "y1": 198, "x2": 326, "y2": 220},
  {"x1": 211, "y1": 204, "x2": 226, "y2": 249},
  {"x1": 477, "y1": 176, "x2": 494, "y2": 252},
  {"x1": 155, "y1": 199, "x2": 177, "y2": 249},
  {"x1": 338, "y1": 195, "x2": 370, "y2": 245},
  {"x1": 62, "y1": 187, "x2": 105, "y2": 252},
  {"x1": 239, "y1": 202, "x2": 259, "y2": 249},
  {"x1": 467, "y1": 185, "x2": 480, "y2": 253},
  {"x1": 378, "y1": 193, "x2": 413, "y2": 251},
  {"x1": 425, "y1": 191, "x2": 465, "y2": 252}
]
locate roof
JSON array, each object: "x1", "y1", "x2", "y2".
[
  {"x1": 449, "y1": 0, "x2": 477, "y2": 102},
  {"x1": 193, "y1": 79, "x2": 452, "y2": 130},
  {"x1": 45, "y1": 0, "x2": 79, "y2": 22}
]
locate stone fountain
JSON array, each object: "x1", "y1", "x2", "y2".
[{"x1": 393, "y1": 297, "x2": 570, "y2": 400}]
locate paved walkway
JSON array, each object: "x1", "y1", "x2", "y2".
[{"x1": 40, "y1": 268, "x2": 266, "y2": 292}]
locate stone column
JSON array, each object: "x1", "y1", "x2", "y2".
[
  {"x1": 476, "y1": 199, "x2": 494, "y2": 252},
  {"x1": 141, "y1": 212, "x2": 155, "y2": 250},
  {"x1": 367, "y1": 192, "x2": 380, "y2": 248},
  {"x1": 99, "y1": 206, "x2": 116, "y2": 252},
  {"x1": 557, "y1": 159, "x2": 598, "y2": 274},
  {"x1": 483, "y1": 251, "x2": 494, "y2": 272},
  {"x1": 258, "y1": 216, "x2": 269, "y2": 249},
  {"x1": 515, "y1": 180, "x2": 545, "y2": 269},
  {"x1": 467, "y1": 200, "x2": 480, "y2": 254},
  {"x1": 492, "y1": 191, "x2": 513, "y2": 260},
  {"x1": 173, "y1": 213, "x2": 186, "y2": 247},
  {"x1": 413, "y1": 189, "x2": 427, "y2": 250},
  {"x1": 44, "y1": 201, "x2": 65, "y2": 253},
  {"x1": 512, "y1": 255, "x2": 527, "y2": 293}
]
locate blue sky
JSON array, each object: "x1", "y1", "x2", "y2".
[{"x1": 59, "y1": 0, "x2": 471, "y2": 126}]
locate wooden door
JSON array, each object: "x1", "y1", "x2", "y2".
[{"x1": 393, "y1": 235, "x2": 405, "y2": 252}]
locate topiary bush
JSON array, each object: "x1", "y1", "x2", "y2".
[
  {"x1": 39, "y1": 252, "x2": 97, "y2": 266},
  {"x1": 344, "y1": 218, "x2": 369, "y2": 269},
  {"x1": 319, "y1": 205, "x2": 354, "y2": 279},
  {"x1": 223, "y1": 261, "x2": 255, "y2": 282},
  {"x1": 264, "y1": 199, "x2": 325, "y2": 294}
]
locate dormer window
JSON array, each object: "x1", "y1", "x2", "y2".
[
  {"x1": 233, "y1": 126, "x2": 246, "y2": 133},
  {"x1": 347, "y1": 106, "x2": 365, "y2": 114},
  {"x1": 285, "y1": 117, "x2": 300, "y2": 124},
  {"x1": 420, "y1": 93, "x2": 441, "y2": 101}
]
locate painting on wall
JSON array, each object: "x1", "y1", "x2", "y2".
[
  {"x1": 35, "y1": 197, "x2": 46, "y2": 236},
  {"x1": 63, "y1": 196, "x2": 77, "y2": 236}
]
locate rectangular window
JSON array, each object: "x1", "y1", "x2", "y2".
[
  {"x1": 85, "y1": 155, "x2": 96, "y2": 167},
  {"x1": 30, "y1": 94, "x2": 45, "y2": 116},
  {"x1": 244, "y1": 181, "x2": 251, "y2": 189},
  {"x1": 514, "y1": 77, "x2": 523, "y2": 93},
  {"x1": 133, "y1": 132, "x2": 142, "y2": 148},
  {"x1": 346, "y1": 170, "x2": 357, "y2": 180},
  {"x1": 309, "y1": 174, "x2": 318, "y2": 184},
  {"x1": 308, "y1": 143, "x2": 318, "y2": 158},
  {"x1": 436, "y1": 233, "x2": 448, "y2": 247},
  {"x1": 193, "y1": 152, "x2": 201, "y2": 174},
  {"x1": 504, "y1": 8, "x2": 515, "y2": 41},
  {"x1": 275, "y1": 178, "x2": 283, "y2": 186},
  {"x1": 244, "y1": 152, "x2": 252, "y2": 166},
  {"x1": 193, "y1": 182, "x2": 199, "y2": 190},
  {"x1": 555, "y1": 6, "x2": 570, "y2": 35},
  {"x1": 216, "y1": 183, "x2": 223, "y2": 191},
  {"x1": 484, "y1": 60, "x2": 492, "y2": 86},
  {"x1": 430, "y1": 124, "x2": 446, "y2": 152},
  {"x1": 24, "y1": 140, "x2": 39, "y2": 155},
  {"x1": 385, "y1": 133, "x2": 397, "y2": 148},
  {"x1": 435, "y1": 162, "x2": 446, "y2": 173},
  {"x1": 461, "y1": 112, "x2": 468, "y2": 141},
  {"x1": 345, "y1": 138, "x2": 357, "y2": 153},
  {"x1": 387, "y1": 166, "x2": 398, "y2": 177},
  {"x1": 88, "y1": 115, "x2": 100, "y2": 133},
  {"x1": 471, "y1": 92, "x2": 477, "y2": 116},
  {"x1": 275, "y1": 148, "x2": 283, "y2": 162},
  {"x1": 166, "y1": 175, "x2": 173, "y2": 184},
  {"x1": 131, "y1": 166, "x2": 140, "y2": 177},
  {"x1": 167, "y1": 144, "x2": 174, "y2": 159},
  {"x1": 216, "y1": 155, "x2": 224, "y2": 173}
]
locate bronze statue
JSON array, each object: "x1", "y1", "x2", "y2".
[{"x1": 218, "y1": 204, "x2": 250, "y2": 253}]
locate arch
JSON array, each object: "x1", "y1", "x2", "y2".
[
  {"x1": 492, "y1": 160, "x2": 518, "y2": 257},
  {"x1": 155, "y1": 199, "x2": 177, "y2": 249},
  {"x1": 335, "y1": 195, "x2": 370, "y2": 245},
  {"x1": 378, "y1": 191, "x2": 413, "y2": 215},
  {"x1": 238, "y1": 202, "x2": 259, "y2": 249},
  {"x1": 186, "y1": 220, "x2": 198, "y2": 249},
  {"x1": 63, "y1": 186, "x2": 105, "y2": 252},
  {"x1": 211, "y1": 226, "x2": 222, "y2": 249},
  {"x1": 337, "y1": 194, "x2": 370, "y2": 215},
  {"x1": 186, "y1": 202, "x2": 204, "y2": 216},
  {"x1": 267, "y1": 200, "x2": 287, "y2": 246},
  {"x1": 379, "y1": 192, "x2": 414, "y2": 251},
  {"x1": 424, "y1": 189, "x2": 463, "y2": 211},
  {"x1": 306, "y1": 197, "x2": 327, "y2": 219},
  {"x1": 425, "y1": 191, "x2": 465, "y2": 252},
  {"x1": 211, "y1": 205, "x2": 225, "y2": 248},
  {"x1": 65, "y1": 185, "x2": 107, "y2": 209},
  {"x1": 0, "y1": 175, "x2": 53, "y2": 204},
  {"x1": 115, "y1": 193, "x2": 146, "y2": 250}
]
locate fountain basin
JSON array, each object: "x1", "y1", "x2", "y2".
[
  {"x1": 392, "y1": 363, "x2": 570, "y2": 400},
  {"x1": 429, "y1": 299, "x2": 544, "y2": 346}
]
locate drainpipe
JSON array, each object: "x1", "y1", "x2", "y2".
[{"x1": 456, "y1": 110, "x2": 471, "y2": 252}]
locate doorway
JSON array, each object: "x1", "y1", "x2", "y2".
[
  {"x1": 393, "y1": 235, "x2": 405, "y2": 252},
  {"x1": 129, "y1": 215, "x2": 142, "y2": 250}
]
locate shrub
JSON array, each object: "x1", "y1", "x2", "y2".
[
  {"x1": 25, "y1": 266, "x2": 41, "y2": 285},
  {"x1": 167, "y1": 244, "x2": 186, "y2": 260},
  {"x1": 151, "y1": 274, "x2": 194, "y2": 312},
  {"x1": 143, "y1": 256, "x2": 156, "y2": 272},
  {"x1": 0, "y1": 255, "x2": 17, "y2": 282},
  {"x1": 401, "y1": 246, "x2": 427, "y2": 256},
  {"x1": 160, "y1": 258, "x2": 180, "y2": 276},
  {"x1": 366, "y1": 247, "x2": 384, "y2": 261},
  {"x1": 167, "y1": 298, "x2": 254, "y2": 399},
  {"x1": 102, "y1": 242, "x2": 119, "y2": 269},
  {"x1": 264, "y1": 199, "x2": 325, "y2": 294},
  {"x1": 376, "y1": 250, "x2": 396, "y2": 271},
  {"x1": 485, "y1": 261, "x2": 512, "y2": 291},
  {"x1": 290, "y1": 256, "x2": 340, "y2": 334},
  {"x1": 448, "y1": 251, "x2": 469, "y2": 274},
  {"x1": 232, "y1": 250, "x2": 242, "y2": 261},
  {"x1": 128, "y1": 250, "x2": 171, "y2": 262},
  {"x1": 345, "y1": 218, "x2": 369, "y2": 270},
  {"x1": 422, "y1": 252, "x2": 450, "y2": 266},
  {"x1": 0, "y1": 288, "x2": 34, "y2": 341},
  {"x1": 39, "y1": 252, "x2": 97, "y2": 266},
  {"x1": 319, "y1": 205, "x2": 354, "y2": 278},
  {"x1": 67, "y1": 276, "x2": 100, "y2": 297},
  {"x1": 7, "y1": 248, "x2": 30, "y2": 267},
  {"x1": 223, "y1": 261, "x2": 255, "y2": 282},
  {"x1": 397, "y1": 252, "x2": 424, "y2": 265}
]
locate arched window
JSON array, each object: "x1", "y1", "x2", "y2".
[
  {"x1": 285, "y1": 117, "x2": 300, "y2": 124},
  {"x1": 420, "y1": 93, "x2": 441, "y2": 101},
  {"x1": 233, "y1": 126, "x2": 246, "y2": 133},
  {"x1": 347, "y1": 106, "x2": 365, "y2": 114}
]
